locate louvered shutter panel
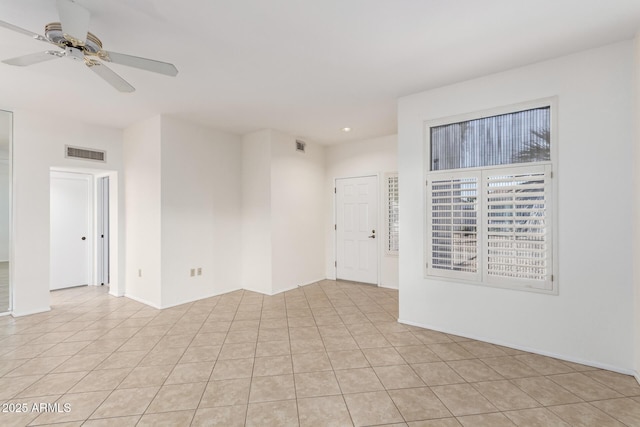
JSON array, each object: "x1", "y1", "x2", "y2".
[
  {"x1": 482, "y1": 164, "x2": 552, "y2": 290},
  {"x1": 386, "y1": 174, "x2": 399, "y2": 254},
  {"x1": 427, "y1": 171, "x2": 481, "y2": 281}
]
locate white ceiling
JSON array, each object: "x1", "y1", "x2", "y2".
[{"x1": 0, "y1": 0, "x2": 639, "y2": 144}]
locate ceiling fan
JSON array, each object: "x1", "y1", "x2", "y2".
[{"x1": 0, "y1": 0, "x2": 178, "y2": 92}]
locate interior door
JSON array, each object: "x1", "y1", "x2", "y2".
[
  {"x1": 336, "y1": 176, "x2": 378, "y2": 284},
  {"x1": 50, "y1": 171, "x2": 91, "y2": 290},
  {"x1": 97, "y1": 176, "x2": 109, "y2": 285}
]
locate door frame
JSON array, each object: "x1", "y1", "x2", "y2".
[
  {"x1": 334, "y1": 174, "x2": 381, "y2": 286},
  {"x1": 49, "y1": 167, "x2": 119, "y2": 294}
]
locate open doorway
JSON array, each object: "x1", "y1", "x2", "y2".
[{"x1": 97, "y1": 176, "x2": 109, "y2": 286}]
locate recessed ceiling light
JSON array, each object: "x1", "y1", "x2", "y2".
[{"x1": 341, "y1": 127, "x2": 352, "y2": 132}]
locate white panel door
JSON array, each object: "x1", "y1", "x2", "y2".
[
  {"x1": 336, "y1": 176, "x2": 378, "y2": 284},
  {"x1": 50, "y1": 172, "x2": 91, "y2": 290}
]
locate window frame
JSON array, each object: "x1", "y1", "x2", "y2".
[{"x1": 423, "y1": 97, "x2": 559, "y2": 295}]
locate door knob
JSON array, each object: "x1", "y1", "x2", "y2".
[
  {"x1": 368, "y1": 234, "x2": 376, "y2": 239},
  {"x1": 81, "y1": 237, "x2": 86, "y2": 241}
]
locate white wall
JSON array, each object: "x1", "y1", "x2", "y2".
[
  {"x1": 241, "y1": 130, "x2": 272, "y2": 294},
  {"x1": 241, "y1": 129, "x2": 326, "y2": 295},
  {"x1": 325, "y1": 135, "x2": 398, "y2": 288},
  {"x1": 633, "y1": 32, "x2": 640, "y2": 381},
  {"x1": 398, "y1": 41, "x2": 635, "y2": 372},
  {"x1": 13, "y1": 110, "x2": 124, "y2": 316},
  {"x1": 271, "y1": 131, "x2": 325, "y2": 293},
  {"x1": 161, "y1": 116, "x2": 242, "y2": 307},
  {"x1": 124, "y1": 115, "x2": 243, "y2": 309},
  {"x1": 123, "y1": 116, "x2": 162, "y2": 308}
]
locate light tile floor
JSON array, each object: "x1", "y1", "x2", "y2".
[{"x1": 0, "y1": 281, "x2": 639, "y2": 426}]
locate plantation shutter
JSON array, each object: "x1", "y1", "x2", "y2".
[
  {"x1": 427, "y1": 171, "x2": 481, "y2": 281},
  {"x1": 482, "y1": 164, "x2": 552, "y2": 290},
  {"x1": 386, "y1": 174, "x2": 399, "y2": 254}
]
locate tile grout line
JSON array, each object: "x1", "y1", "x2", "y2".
[{"x1": 189, "y1": 289, "x2": 241, "y2": 427}]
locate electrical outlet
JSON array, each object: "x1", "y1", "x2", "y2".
[
  {"x1": 138, "y1": 269, "x2": 142, "y2": 277},
  {"x1": 197, "y1": 268, "x2": 202, "y2": 276},
  {"x1": 190, "y1": 268, "x2": 195, "y2": 277}
]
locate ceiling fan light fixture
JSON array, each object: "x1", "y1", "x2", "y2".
[{"x1": 0, "y1": 0, "x2": 178, "y2": 93}]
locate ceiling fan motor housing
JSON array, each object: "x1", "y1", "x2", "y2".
[
  {"x1": 65, "y1": 46, "x2": 84, "y2": 62},
  {"x1": 45, "y1": 22, "x2": 102, "y2": 55}
]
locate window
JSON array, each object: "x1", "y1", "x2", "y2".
[
  {"x1": 386, "y1": 173, "x2": 399, "y2": 254},
  {"x1": 425, "y1": 102, "x2": 555, "y2": 292}
]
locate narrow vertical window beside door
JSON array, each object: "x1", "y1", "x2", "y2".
[{"x1": 386, "y1": 173, "x2": 399, "y2": 255}]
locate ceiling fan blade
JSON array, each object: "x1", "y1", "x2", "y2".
[
  {"x1": 2, "y1": 51, "x2": 63, "y2": 66},
  {"x1": 101, "y1": 51, "x2": 178, "y2": 76},
  {"x1": 87, "y1": 62, "x2": 135, "y2": 93},
  {"x1": 0, "y1": 20, "x2": 48, "y2": 42},
  {"x1": 56, "y1": 0, "x2": 90, "y2": 45}
]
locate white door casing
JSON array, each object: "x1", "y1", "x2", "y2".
[
  {"x1": 50, "y1": 171, "x2": 91, "y2": 290},
  {"x1": 336, "y1": 176, "x2": 378, "y2": 284}
]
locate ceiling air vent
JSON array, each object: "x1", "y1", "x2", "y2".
[
  {"x1": 65, "y1": 145, "x2": 106, "y2": 162},
  {"x1": 295, "y1": 140, "x2": 306, "y2": 153}
]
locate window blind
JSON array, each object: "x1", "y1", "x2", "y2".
[
  {"x1": 430, "y1": 107, "x2": 550, "y2": 171},
  {"x1": 427, "y1": 173, "x2": 480, "y2": 280},
  {"x1": 484, "y1": 165, "x2": 551, "y2": 289},
  {"x1": 386, "y1": 174, "x2": 399, "y2": 253}
]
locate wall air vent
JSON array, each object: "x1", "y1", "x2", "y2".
[
  {"x1": 65, "y1": 145, "x2": 106, "y2": 162},
  {"x1": 295, "y1": 140, "x2": 306, "y2": 153}
]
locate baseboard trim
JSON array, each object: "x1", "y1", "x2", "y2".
[
  {"x1": 378, "y1": 283, "x2": 399, "y2": 290},
  {"x1": 270, "y1": 284, "x2": 301, "y2": 295},
  {"x1": 109, "y1": 290, "x2": 125, "y2": 298},
  {"x1": 122, "y1": 277, "x2": 362, "y2": 309},
  {"x1": 398, "y1": 318, "x2": 634, "y2": 376},
  {"x1": 300, "y1": 277, "x2": 326, "y2": 287},
  {"x1": 124, "y1": 293, "x2": 162, "y2": 309},
  {"x1": 242, "y1": 286, "x2": 270, "y2": 296},
  {"x1": 635, "y1": 372, "x2": 640, "y2": 386},
  {"x1": 244, "y1": 286, "x2": 297, "y2": 296},
  {"x1": 160, "y1": 289, "x2": 242, "y2": 310},
  {"x1": 126, "y1": 287, "x2": 244, "y2": 310},
  {"x1": 12, "y1": 306, "x2": 51, "y2": 317},
  {"x1": 244, "y1": 278, "x2": 326, "y2": 296}
]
